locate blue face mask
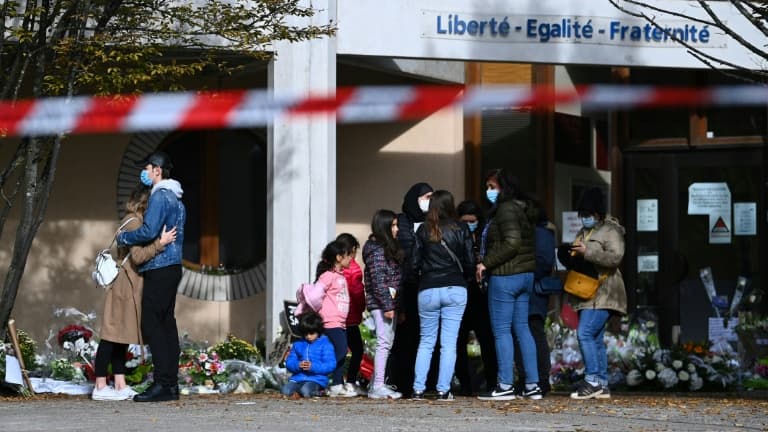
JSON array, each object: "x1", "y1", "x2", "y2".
[
  {"x1": 467, "y1": 222, "x2": 478, "y2": 232},
  {"x1": 486, "y1": 189, "x2": 499, "y2": 204},
  {"x1": 140, "y1": 170, "x2": 153, "y2": 186},
  {"x1": 581, "y1": 216, "x2": 596, "y2": 229}
]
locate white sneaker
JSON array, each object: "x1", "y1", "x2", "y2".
[
  {"x1": 116, "y1": 386, "x2": 138, "y2": 400},
  {"x1": 368, "y1": 385, "x2": 402, "y2": 400},
  {"x1": 344, "y1": 382, "x2": 366, "y2": 396},
  {"x1": 327, "y1": 383, "x2": 357, "y2": 398},
  {"x1": 91, "y1": 386, "x2": 125, "y2": 401}
]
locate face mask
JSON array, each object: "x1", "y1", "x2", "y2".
[
  {"x1": 467, "y1": 222, "x2": 478, "y2": 232},
  {"x1": 581, "y1": 216, "x2": 596, "y2": 229},
  {"x1": 418, "y1": 199, "x2": 430, "y2": 213},
  {"x1": 140, "y1": 170, "x2": 153, "y2": 186},
  {"x1": 486, "y1": 189, "x2": 499, "y2": 204}
]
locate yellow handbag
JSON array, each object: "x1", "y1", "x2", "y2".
[
  {"x1": 564, "y1": 229, "x2": 605, "y2": 300},
  {"x1": 564, "y1": 270, "x2": 604, "y2": 300}
]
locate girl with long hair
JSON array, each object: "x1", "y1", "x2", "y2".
[
  {"x1": 314, "y1": 240, "x2": 356, "y2": 397},
  {"x1": 410, "y1": 190, "x2": 474, "y2": 401},
  {"x1": 363, "y1": 210, "x2": 404, "y2": 399}
]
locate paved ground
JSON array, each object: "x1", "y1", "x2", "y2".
[{"x1": 2, "y1": 392, "x2": 767, "y2": 432}]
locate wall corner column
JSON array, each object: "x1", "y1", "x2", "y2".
[{"x1": 266, "y1": 0, "x2": 337, "y2": 352}]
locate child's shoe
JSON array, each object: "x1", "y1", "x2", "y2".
[
  {"x1": 328, "y1": 383, "x2": 357, "y2": 397},
  {"x1": 344, "y1": 382, "x2": 367, "y2": 396}
]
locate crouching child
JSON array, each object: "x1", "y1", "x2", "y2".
[{"x1": 281, "y1": 311, "x2": 336, "y2": 398}]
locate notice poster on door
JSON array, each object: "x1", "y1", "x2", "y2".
[
  {"x1": 734, "y1": 202, "x2": 757, "y2": 236},
  {"x1": 688, "y1": 183, "x2": 732, "y2": 244},
  {"x1": 637, "y1": 199, "x2": 658, "y2": 232}
]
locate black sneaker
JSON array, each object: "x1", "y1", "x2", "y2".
[
  {"x1": 411, "y1": 390, "x2": 425, "y2": 401},
  {"x1": 522, "y1": 384, "x2": 543, "y2": 400},
  {"x1": 596, "y1": 385, "x2": 611, "y2": 399},
  {"x1": 436, "y1": 391, "x2": 454, "y2": 401},
  {"x1": 570, "y1": 380, "x2": 603, "y2": 400},
  {"x1": 477, "y1": 385, "x2": 516, "y2": 401}
]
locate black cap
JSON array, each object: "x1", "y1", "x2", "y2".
[{"x1": 135, "y1": 151, "x2": 174, "y2": 170}]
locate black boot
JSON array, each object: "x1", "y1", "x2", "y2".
[{"x1": 133, "y1": 382, "x2": 176, "y2": 402}]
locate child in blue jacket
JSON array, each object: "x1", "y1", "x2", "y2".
[{"x1": 281, "y1": 311, "x2": 337, "y2": 398}]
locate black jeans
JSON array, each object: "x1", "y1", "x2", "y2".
[
  {"x1": 455, "y1": 285, "x2": 497, "y2": 394},
  {"x1": 141, "y1": 265, "x2": 182, "y2": 387},
  {"x1": 324, "y1": 327, "x2": 348, "y2": 385},
  {"x1": 514, "y1": 315, "x2": 551, "y2": 393},
  {"x1": 346, "y1": 325, "x2": 363, "y2": 384},
  {"x1": 94, "y1": 339, "x2": 128, "y2": 377}
]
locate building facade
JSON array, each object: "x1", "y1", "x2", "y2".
[{"x1": 1, "y1": 0, "x2": 765, "y2": 349}]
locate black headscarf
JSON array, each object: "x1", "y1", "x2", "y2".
[{"x1": 401, "y1": 182, "x2": 433, "y2": 223}]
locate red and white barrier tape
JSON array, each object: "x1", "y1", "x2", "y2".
[{"x1": 0, "y1": 84, "x2": 766, "y2": 137}]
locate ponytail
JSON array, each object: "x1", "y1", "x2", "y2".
[{"x1": 314, "y1": 240, "x2": 346, "y2": 282}]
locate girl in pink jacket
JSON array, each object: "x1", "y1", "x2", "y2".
[{"x1": 314, "y1": 240, "x2": 356, "y2": 397}]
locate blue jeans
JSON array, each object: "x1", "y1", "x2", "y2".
[
  {"x1": 578, "y1": 309, "x2": 610, "y2": 386},
  {"x1": 413, "y1": 286, "x2": 467, "y2": 393},
  {"x1": 281, "y1": 380, "x2": 322, "y2": 397},
  {"x1": 488, "y1": 272, "x2": 538, "y2": 386}
]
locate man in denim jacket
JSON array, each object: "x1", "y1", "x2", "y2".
[{"x1": 117, "y1": 151, "x2": 186, "y2": 402}]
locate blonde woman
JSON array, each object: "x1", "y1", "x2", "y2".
[{"x1": 92, "y1": 184, "x2": 176, "y2": 401}]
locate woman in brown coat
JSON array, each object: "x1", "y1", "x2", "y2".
[
  {"x1": 562, "y1": 187, "x2": 627, "y2": 400},
  {"x1": 92, "y1": 185, "x2": 176, "y2": 401}
]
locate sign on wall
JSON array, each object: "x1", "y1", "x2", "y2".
[
  {"x1": 688, "y1": 182, "x2": 732, "y2": 245},
  {"x1": 337, "y1": 0, "x2": 766, "y2": 69},
  {"x1": 734, "y1": 202, "x2": 757, "y2": 236},
  {"x1": 637, "y1": 199, "x2": 658, "y2": 232}
]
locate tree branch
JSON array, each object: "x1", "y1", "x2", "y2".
[
  {"x1": 697, "y1": 0, "x2": 768, "y2": 62},
  {"x1": 731, "y1": 0, "x2": 768, "y2": 38},
  {"x1": 608, "y1": 0, "x2": 768, "y2": 80}
]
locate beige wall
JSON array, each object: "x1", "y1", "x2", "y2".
[
  {"x1": 0, "y1": 106, "x2": 464, "y2": 347},
  {"x1": 0, "y1": 135, "x2": 267, "y2": 346},
  {"x1": 337, "y1": 107, "x2": 465, "y2": 259}
]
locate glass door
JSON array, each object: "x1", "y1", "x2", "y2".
[{"x1": 625, "y1": 149, "x2": 765, "y2": 345}]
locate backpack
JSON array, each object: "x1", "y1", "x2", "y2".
[
  {"x1": 294, "y1": 280, "x2": 327, "y2": 316},
  {"x1": 92, "y1": 218, "x2": 136, "y2": 288}
]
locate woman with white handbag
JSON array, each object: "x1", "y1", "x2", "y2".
[{"x1": 92, "y1": 184, "x2": 176, "y2": 401}]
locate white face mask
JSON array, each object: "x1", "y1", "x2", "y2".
[{"x1": 418, "y1": 198, "x2": 430, "y2": 213}]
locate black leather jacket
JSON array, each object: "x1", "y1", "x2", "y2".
[{"x1": 412, "y1": 220, "x2": 475, "y2": 291}]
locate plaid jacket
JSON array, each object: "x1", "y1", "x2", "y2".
[{"x1": 363, "y1": 240, "x2": 402, "y2": 312}]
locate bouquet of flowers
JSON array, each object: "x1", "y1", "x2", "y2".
[
  {"x1": 622, "y1": 336, "x2": 740, "y2": 391},
  {"x1": 178, "y1": 349, "x2": 227, "y2": 387},
  {"x1": 210, "y1": 334, "x2": 261, "y2": 362},
  {"x1": 125, "y1": 345, "x2": 153, "y2": 386},
  {"x1": 547, "y1": 321, "x2": 584, "y2": 388}
]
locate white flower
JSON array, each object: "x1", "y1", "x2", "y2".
[
  {"x1": 687, "y1": 363, "x2": 696, "y2": 373},
  {"x1": 63, "y1": 341, "x2": 73, "y2": 350},
  {"x1": 626, "y1": 369, "x2": 643, "y2": 386},
  {"x1": 710, "y1": 355, "x2": 723, "y2": 364},
  {"x1": 655, "y1": 362, "x2": 665, "y2": 372},
  {"x1": 658, "y1": 368, "x2": 679, "y2": 388},
  {"x1": 645, "y1": 369, "x2": 657, "y2": 380},
  {"x1": 677, "y1": 370, "x2": 690, "y2": 381},
  {"x1": 689, "y1": 373, "x2": 704, "y2": 391},
  {"x1": 672, "y1": 360, "x2": 683, "y2": 370}
]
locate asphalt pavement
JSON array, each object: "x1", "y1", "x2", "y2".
[{"x1": 1, "y1": 392, "x2": 767, "y2": 432}]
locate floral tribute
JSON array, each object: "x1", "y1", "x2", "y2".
[
  {"x1": 547, "y1": 315, "x2": 742, "y2": 392},
  {"x1": 178, "y1": 349, "x2": 227, "y2": 387}
]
